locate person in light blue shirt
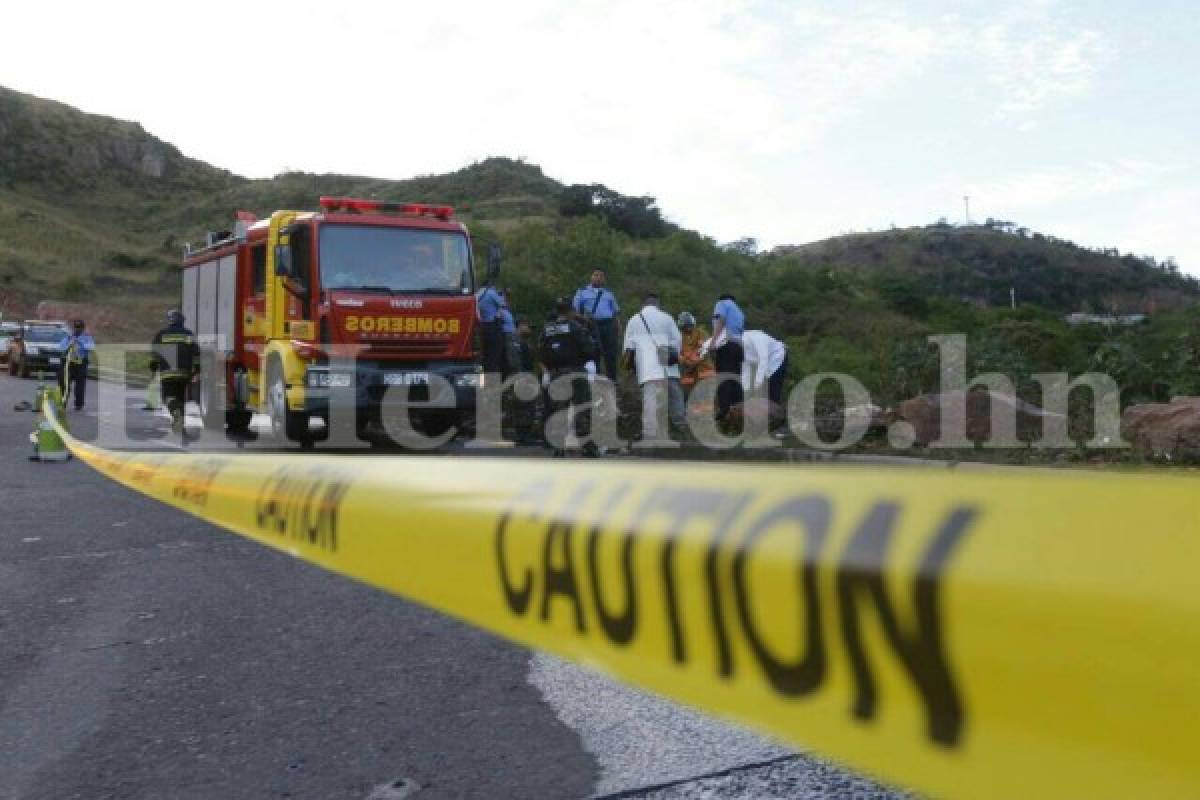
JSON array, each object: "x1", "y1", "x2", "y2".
[
  {"x1": 711, "y1": 295, "x2": 745, "y2": 341},
  {"x1": 709, "y1": 294, "x2": 745, "y2": 421},
  {"x1": 58, "y1": 319, "x2": 95, "y2": 411},
  {"x1": 476, "y1": 285, "x2": 504, "y2": 323},
  {"x1": 497, "y1": 305, "x2": 516, "y2": 335},
  {"x1": 572, "y1": 268, "x2": 621, "y2": 378},
  {"x1": 476, "y1": 284, "x2": 505, "y2": 373},
  {"x1": 497, "y1": 293, "x2": 520, "y2": 377},
  {"x1": 572, "y1": 272, "x2": 620, "y2": 321}
]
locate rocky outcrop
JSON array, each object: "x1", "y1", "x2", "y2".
[
  {"x1": 896, "y1": 389, "x2": 1061, "y2": 446},
  {"x1": 1121, "y1": 397, "x2": 1200, "y2": 460},
  {"x1": 0, "y1": 86, "x2": 230, "y2": 190}
]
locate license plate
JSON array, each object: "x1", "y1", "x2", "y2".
[
  {"x1": 384, "y1": 372, "x2": 429, "y2": 386},
  {"x1": 48, "y1": 357, "x2": 61, "y2": 365}
]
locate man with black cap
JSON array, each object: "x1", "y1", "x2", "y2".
[
  {"x1": 151, "y1": 309, "x2": 199, "y2": 431},
  {"x1": 57, "y1": 319, "x2": 95, "y2": 411},
  {"x1": 539, "y1": 297, "x2": 599, "y2": 457}
]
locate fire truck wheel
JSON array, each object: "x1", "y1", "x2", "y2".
[
  {"x1": 420, "y1": 412, "x2": 459, "y2": 439},
  {"x1": 267, "y1": 365, "x2": 312, "y2": 445}
]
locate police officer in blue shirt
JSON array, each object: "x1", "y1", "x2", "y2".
[
  {"x1": 476, "y1": 283, "x2": 505, "y2": 374},
  {"x1": 58, "y1": 319, "x2": 95, "y2": 411},
  {"x1": 497, "y1": 291, "x2": 520, "y2": 377},
  {"x1": 572, "y1": 268, "x2": 621, "y2": 379},
  {"x1": 498, "y1": 306, "x2": 516, "y2": 335},
  {"x1": 710, "y1": 293, "x2": 746, "y2": 421}
]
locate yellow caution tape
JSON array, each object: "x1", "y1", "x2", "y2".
[{"x1": 46, "y1": 408, "x2": 1200, "y2": 799}]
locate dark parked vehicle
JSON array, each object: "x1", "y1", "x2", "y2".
[
  {"x1": 0, "y1": 322, "x2": 19, "y2": 365},
  {"x1": 7, "y1": 323, "x2": 67, "y2": 378}
]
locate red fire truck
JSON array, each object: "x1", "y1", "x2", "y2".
[{"x1": 181, "y1": 197, "x2": 493, "y2": 445}]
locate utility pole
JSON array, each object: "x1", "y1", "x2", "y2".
[
  {"x1": 964, "y1": 195, "x2": 971, "y2": 226},
  {"x1": 1010, "y1": 287, "x2": 1016, "y2": 309}
]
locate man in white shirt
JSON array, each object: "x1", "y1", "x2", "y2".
[
  {"x1": 741, "y1": 329, "x2": 789, "y2": 410},
  {"x1": 622, "y1": 292, "x2": 685, "y2": 441}
]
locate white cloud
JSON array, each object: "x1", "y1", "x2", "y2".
[
  {"x1": 0, "y1": 0, "x2": 1191, "y2": 269},
  {"x1": 1109, "y1": 186, "x2": 1200, "y2": 267},
  {"x1": 965, "y1": 159, "x2": 1181, "y2": 209},
  {"x1": 976, "y1": 21, "x2": 1112, "y2": 118}
]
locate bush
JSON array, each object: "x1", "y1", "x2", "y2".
[{"x1": 58, "y1": 275, "x2": 88, "y2": 300}]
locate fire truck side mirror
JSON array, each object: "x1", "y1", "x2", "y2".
[
  {"x1": 487, "y1": 242, "x2": 502, "y2": 282},
  {"x1": 274, "y1": 244, "x2": 293, "y2": 278}
]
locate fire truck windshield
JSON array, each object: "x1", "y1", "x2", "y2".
[{"x1": 319, "y1": 225, "x2": 472, "y2": 294}]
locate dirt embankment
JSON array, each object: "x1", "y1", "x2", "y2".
[{"x1": 30, "y1": 299, "x2": 162, "y2": 342}]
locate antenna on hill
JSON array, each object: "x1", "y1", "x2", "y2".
[{"x1": 964, "y1": 195, "x2": 971, "y2": 226}]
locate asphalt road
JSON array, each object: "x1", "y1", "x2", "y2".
[{"x1": 0, "y1": 373, "x2": 908, "y2": 800}]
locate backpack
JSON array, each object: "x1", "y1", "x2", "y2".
[{"x1": 540, "y1": 320, "x2": 582, "y2": 368}]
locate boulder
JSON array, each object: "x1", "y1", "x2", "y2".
[
  {"x1": 1121, "y1": 397, "x2": 1200, "y2": 460},
  {"x1": 896, "y1": 389, "x2": 1061, "y2": 447}
]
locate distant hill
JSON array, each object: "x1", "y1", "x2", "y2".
[
  {"x1": 2, "y1": 84, "x2": 1199, "y2": 409},
  {"x1": 0, "y1": 86, "x2": 579, "y2": 319},
  {"x1": 772, "y1": 223, "x2": 1194, "y2": 314}
]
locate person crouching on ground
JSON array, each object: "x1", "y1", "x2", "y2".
[
  {"x1": 676, "y1": 311, "x2": 714, "y2": 399},
  {"x1": 740, "y1": 328, "x2": 788, "y2": 437}
]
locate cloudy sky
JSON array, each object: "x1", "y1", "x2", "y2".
[{"x1": 3, "y1": 0, "x2": 1197, "y2": 269}]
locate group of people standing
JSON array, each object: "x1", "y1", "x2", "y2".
[
  {"x1": 476, "y1": 267, "x2": 790, "y2": 447},
  {"x1": 621, "y1": 288, "x2": 788, "y2": 438}
]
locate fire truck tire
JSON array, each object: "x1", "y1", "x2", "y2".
[
  {"x1": 267, "y1": 364, "x2": 311, "y2": 445},
  {"x1": 421, "y1": 412, "x2": 459, "y2": 439}
]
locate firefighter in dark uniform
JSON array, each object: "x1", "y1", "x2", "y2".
[
  {"x1": 539, "y1": 298, "x2": 599, "y2": 457},
  {"x1": 151, "y1": 309, "x2": 200, "y2": 431}
]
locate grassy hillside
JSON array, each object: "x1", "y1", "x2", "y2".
[
  {"x1": 2, "y1": 84, "x2": 1199, "y2": 415},
  {"x1": 776, "y1": 223, "x2": 1194, "y2": 313}
]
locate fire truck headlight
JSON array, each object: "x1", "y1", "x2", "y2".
[
  {"x1": 454, "y1": 370, "x2": 485, "y2": 389},
  {"x1": 305, "y1": 369, "x2": 353, "y2": 389}
]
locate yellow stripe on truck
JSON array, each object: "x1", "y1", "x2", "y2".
[{"x1": 46, "y1": 406, "x2": 1200, "y2": 799}]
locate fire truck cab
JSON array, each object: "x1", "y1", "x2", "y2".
[{"x1": 181, "y1": 197, "x2": 491, "y2": 445}]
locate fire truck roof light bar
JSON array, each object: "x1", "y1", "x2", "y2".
[{"x1": 319, "y1": 196, "x2": 454, "y2": 220}]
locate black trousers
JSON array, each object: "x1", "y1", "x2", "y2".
[
  {"x1": 481, "y1": 321, "x2": 505, "y2": 374},
  {"x1": 161, "y1": 376, "x2": 189, "y2": 416},
  {"x1": 59, "y1": 362, "x2": 88, "y2": 409},
  {"x1": 713, "y1": 340, "x2": 744, "y2": 420},
  {"x1": 502, "y1": 332, "x2": 522, "y2": 378},
  {"x1": 768, "y1": 354, "x2": 789, "y2": 408},
  {"x1": 595, "y1": 318, "x2": 619, "y2": 380},
  {"x1": 547, "y1": 369, "x2": 591, "y2": 442}
]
